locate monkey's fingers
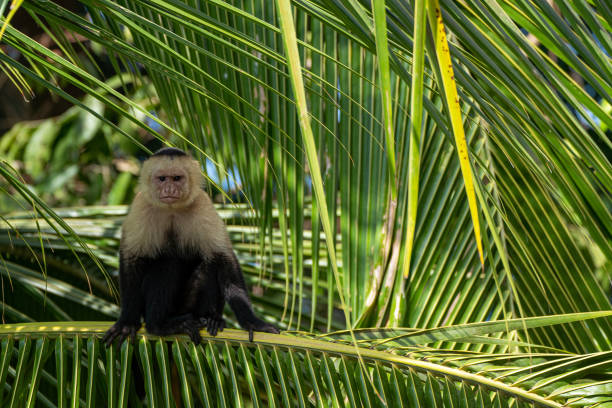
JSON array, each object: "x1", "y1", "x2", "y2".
[
  {"x1": 102, "y1": 330, "x2": 116, "y2": 347},
  {"x1": 262, "y1": 324, "x2": 280, "y2": 334},
  {"x1": 103, "y1": 325, "x2": 122, "y2": 347},
  {"x1": 117, "y1": 326, "x2": 139, "y2": 346},
  {"x1": 187, "y1": 327, "x2": 202, "y2": 344},
  {"x1": 183, "y1": 325, "x2": 202, "y2": 344},
  {"x1": 116, "y1": 334, "x2": 127, "y2": 345},
  {"x1": 102, "y1": 331, "x2": 112, "y2": 345},
  {"x1": 117, "y1": 329, "x2": 131, "y2": 346},
  {"x1": 207, "y1": 318, "x2": 225, "y2": 337},
  {"x1": 181, "y1": 320, "x2": 202, "y2": 344},
  {"x1": 208, "y1": 320, "x2": 218, "y2": 337},
  {"x1": 245, "y1": 322, "x2": 280, "y2": 342}
]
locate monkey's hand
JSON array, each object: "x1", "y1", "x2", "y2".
[
  {"x1": 199, "y1": 316, "x2": 226, "y2": 337},
  {"x1": 244, "y1": 320, "x2": 279, "y2": 342},
  {"x1": 103, "y1": 321, "x2": 141, "y2": 347}
]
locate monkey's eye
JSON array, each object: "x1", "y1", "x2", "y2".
[
  {"x1": 159, "y1": 176, "x2": 166, "y2": 182},
  {"x1": 173, "y1": 176, "x2": 181, "y2": 181}
]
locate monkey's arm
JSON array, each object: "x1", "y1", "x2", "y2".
[
  {"x1": 103, "y1": 255, "x2": 145, "y2": 346},
  {"x1": 216, "y1": 253, "x2": 279, "y2": 341}
]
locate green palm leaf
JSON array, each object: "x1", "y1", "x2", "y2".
[{"x1": 0, "y1": 319, "x2": 610, "y2": 406}]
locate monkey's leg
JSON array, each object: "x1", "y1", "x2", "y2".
[
  {"x1": 146, "y1": 315, "x2": 202, "y2": 344},
  {"x1": 212, "y1": 253, "x2": 279, "y2": 341},
  {"x1": 103, "y1": 255, "x2": 145, "y2": 347},
  {"x1": 189, "y1": 264, "x2": 226, "y2": 337},
  {"x1": 143, "y1": 269, "x2": 202, "y2": 344}
]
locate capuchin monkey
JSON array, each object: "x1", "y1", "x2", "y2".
[{"x1": 103, "y1": 147, "x2": 278, "y2": 346}]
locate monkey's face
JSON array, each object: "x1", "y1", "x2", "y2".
[{"x1": 151, "y1": 167, "x2": 189, "y2": 205}]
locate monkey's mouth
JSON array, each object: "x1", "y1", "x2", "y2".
[{"x1": 159, "y1": 195, "x2": 180, "y2": 203}]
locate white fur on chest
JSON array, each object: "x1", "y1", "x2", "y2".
[{"x1": 121, "y1": 191, "x2": 231, "y2": 258}]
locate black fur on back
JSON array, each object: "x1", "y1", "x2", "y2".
[{"x1": 152, "y1": 147, "x2": 188, "y2": 158}]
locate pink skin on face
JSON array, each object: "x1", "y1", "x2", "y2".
[{"x1": 152, "y1": 169, "x2": 188, "y2": 204}]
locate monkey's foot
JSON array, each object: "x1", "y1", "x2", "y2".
[
  {"x1": 245, "y1": 321, "x2": 279, "y2": 342},
  {"x1": 199, "y1": 316, "x2": 225, "y2": 337},
  {"x1": 179, "y1": 319, "x2": 202, "y2": 344},
  {"x1": 103, "y1": 322, "x2": 140, "y2": 347}
]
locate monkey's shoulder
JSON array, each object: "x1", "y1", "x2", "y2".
[{"x1": 120, "y1": 191, "x2": 231, "y2": 258}]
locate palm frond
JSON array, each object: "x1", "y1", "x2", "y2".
[{"x1": 1, "y1": 320, "x2": 611, "y2": 406}]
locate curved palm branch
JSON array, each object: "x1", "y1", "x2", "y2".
[{"x1": 0, "y1": 319, "x2": 611, "y2": 407}]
